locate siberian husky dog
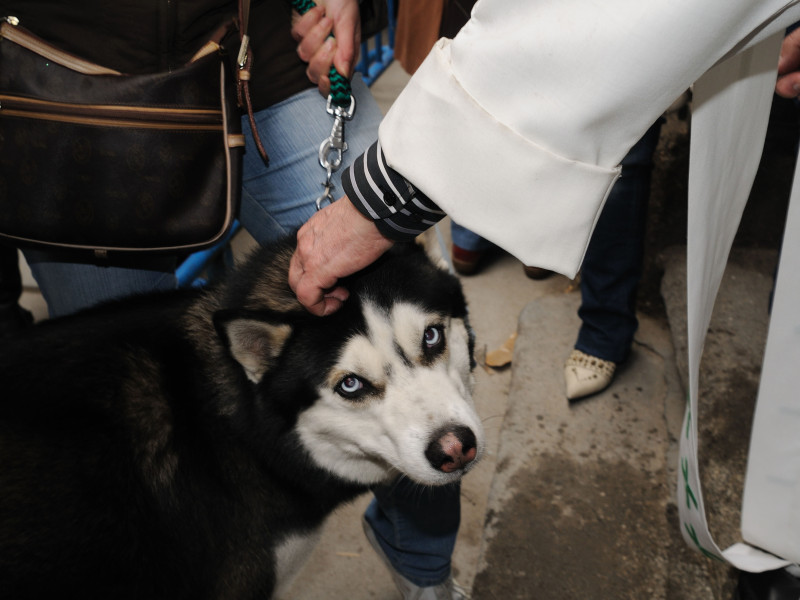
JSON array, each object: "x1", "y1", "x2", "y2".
[{"x1": 0, "y1": 237, "x2": 484, "y2": 599}]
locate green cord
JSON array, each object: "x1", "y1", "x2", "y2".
[
  {"x1": 289, "y1": 0, "x2": 353, "y2": 107},
  {"x1": 292, "y1": 0, "x2": 317, "y2": 13}
]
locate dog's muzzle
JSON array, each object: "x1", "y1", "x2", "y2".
[{"x1": 425, "y1": 425, "x2": 478, "y2": 473}]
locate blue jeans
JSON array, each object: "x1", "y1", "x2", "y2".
[
  {"x1": 238, "y1": 81, "x2": 383, "y2": 246},
  {"x1": 366, "y1": 479, "x2": 461, "y2": 586},
  {"x1": 22, "y1": 75, "x2": 458, "y2": 586},
  {"x1": 575, "y1": 119, "x2": 663, "y2": 363},
  {"x1": 23, "y1": 77, "x2": 383, "y2": 317},
  {"x1": 450, "y1": 220, "x2": 494, "y2": 253}
]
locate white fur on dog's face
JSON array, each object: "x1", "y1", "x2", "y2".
[{"x1": 295, "y1": 301, "x2": 484, "y2": 486}]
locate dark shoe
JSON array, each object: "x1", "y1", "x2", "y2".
[
  {"x1": 451, "y1": 245, "x2": 485, "y2": 276},
  {"x1": 523, "y1": 266, "x2": 553, "y2": 280}
]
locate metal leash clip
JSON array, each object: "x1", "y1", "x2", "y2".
[{"x1": 315, "y1": 95, "x2": 356, "y2": 210}]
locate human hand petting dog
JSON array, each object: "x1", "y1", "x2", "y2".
[
  {"x1": 776, "y1": 27, "x2": 800, "y2": 98},
  {"x1": 289, "y1": 197, "x2": 394, "y2": 316},
  {"x1": 291, "y1": 0, "x2": 360, "y2": 97}
]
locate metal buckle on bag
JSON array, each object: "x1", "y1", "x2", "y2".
[{"x1": 236, "y1": 34, "x2": 250, "y2": 69}]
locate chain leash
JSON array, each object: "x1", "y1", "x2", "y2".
[{"x1": 289, "y1": 0, "x2": 357, "y2": 210}]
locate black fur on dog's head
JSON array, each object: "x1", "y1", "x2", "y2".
[
  {"x1": 209, "y1": 237, "x2": 473, "y2": 389},
  {"x1": 205, "y1": 236, "x2": 481, "y2": 488}
]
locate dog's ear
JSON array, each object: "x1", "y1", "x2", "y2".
[{"x1": 214, "y1": 311, "x2": 294, "y2": 383}]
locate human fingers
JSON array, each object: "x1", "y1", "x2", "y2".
[
  {"x1": 776, "y1": 29, "x2": 800, "y2": 97},
  {"x1": 289, "y1": 224, "x2": 339, "y2": 315},
  {"x1": 299, "y1": 282, "x2": 348, "y2": 317},
  {"x1": 288, "y1": 254, "x2": 333, "y2": 317},
  {"x1": 291, "y1": 4, "x2": 335, "y2": 95},
  {"x1": 289, "y1": 198, "x2": 393, "y2": 315},
  {"x1": 290, "y1": 208, "x2": 355, "y2": 315},
  {"x1": 778, "y1": 29, "x2": 800, "y2": 74},
  {"x1": 296, "y1": 15, "x2": 333, "y2": 64},
  {"x1": 305, "y1": 37, "x2": 336, "y2": 95},
  {"x1": 291, "y1": 5, "x2": 325, "y2": 42},
  {"x1": 289, "y1": 252, "x2": 350, "y2": 317},
  {"x1": 776, "y1": 72, "x2": 800, "y2": 98},
  {"x1": 326, "y1": 0, "x2": 360, "y2": 77}
]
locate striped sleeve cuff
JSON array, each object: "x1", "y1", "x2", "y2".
[{"x1": 341, "y1": 140, "x2": 445, "y2": 241}]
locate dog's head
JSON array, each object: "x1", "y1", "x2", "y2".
[{"x1": 213, "y1": 239, "x2": 484, "y2": 487}]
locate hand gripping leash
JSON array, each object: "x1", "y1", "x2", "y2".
[{"x1": 290, "y1": 0, "x2": 357, "y2": 210}]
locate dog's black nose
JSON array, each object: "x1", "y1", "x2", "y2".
[{"x1": 425, "y1": 425, "x2": 477, "y2": 473}]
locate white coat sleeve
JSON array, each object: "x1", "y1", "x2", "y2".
[{"x1": 377, "y1": 0, "x2": 800, "y2": 277}]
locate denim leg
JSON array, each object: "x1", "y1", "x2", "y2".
[
  {"x1": 575, "y1": 119, "x2": 663, "y2": 363},
  {"x1": 450, "y1": 220, "x2": 494, "y2": 252},
  {"x1": 239, "y1": 76, "x2": 384, "y2": 245},
  {"x1": 365, "y1": 478, "x2": 461, "y2": 587},
  {"x1": 22, "y1": 250, "x2": 177, "y2": 318}
]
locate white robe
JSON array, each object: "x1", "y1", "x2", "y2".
[{"x1": 379, "y1": 0, "x2": 800, "y2": 276}]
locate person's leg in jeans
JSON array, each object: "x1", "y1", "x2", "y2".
[
  {"x1": 450, "y1": 220, "x2": 552, "y2": 280},
  {"x1": 239, "y1": 77, "x2": 384, "y2": 245},
  {"x1": 565, "y1": 119, "x2": 663, "y2": 400},
  {"x1": 365, "y1": 479, "x2": 461, "y2": 587},
  {"x1": 240, "y1": 76, "x2": 463, "y2": 592},
  {"x1": 22, "y1": 251, "x2": 178, "y2": 318},
  {"x1": 450, "y1": 222, "x2": 492, "y2": 254},
  {"x1": 449, "y1": 221, "x2": 494, "y2": 275}
]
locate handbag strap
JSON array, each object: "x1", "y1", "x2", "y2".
[{"x1": 236, "y1": 0, "x2": 270, "y2": 166}]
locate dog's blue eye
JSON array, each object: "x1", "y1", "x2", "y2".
[
  {"x1": 423, "y1": 326, "x2": 443, "y2": 348},
  {"x1": 337, "y1": 375, "x2": 364, "y2": 398}
]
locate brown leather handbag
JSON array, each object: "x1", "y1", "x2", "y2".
[{"x1": 0, "y1": 16, "x2": 246, "y2": 257}]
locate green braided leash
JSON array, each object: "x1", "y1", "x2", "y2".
[
  {"x1": 290, "y1": 0, "x2": 352, "y2": 107},
  {"x1": 289, "y1": 0, "x2": 356, "y2": 209},
  {"x1": 291, "y1": 0, "x2": 317, "y2": 15}
]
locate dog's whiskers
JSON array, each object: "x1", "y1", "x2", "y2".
[{"x1": 481, "y1": 413, "x2": 505, "y2": 424}]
